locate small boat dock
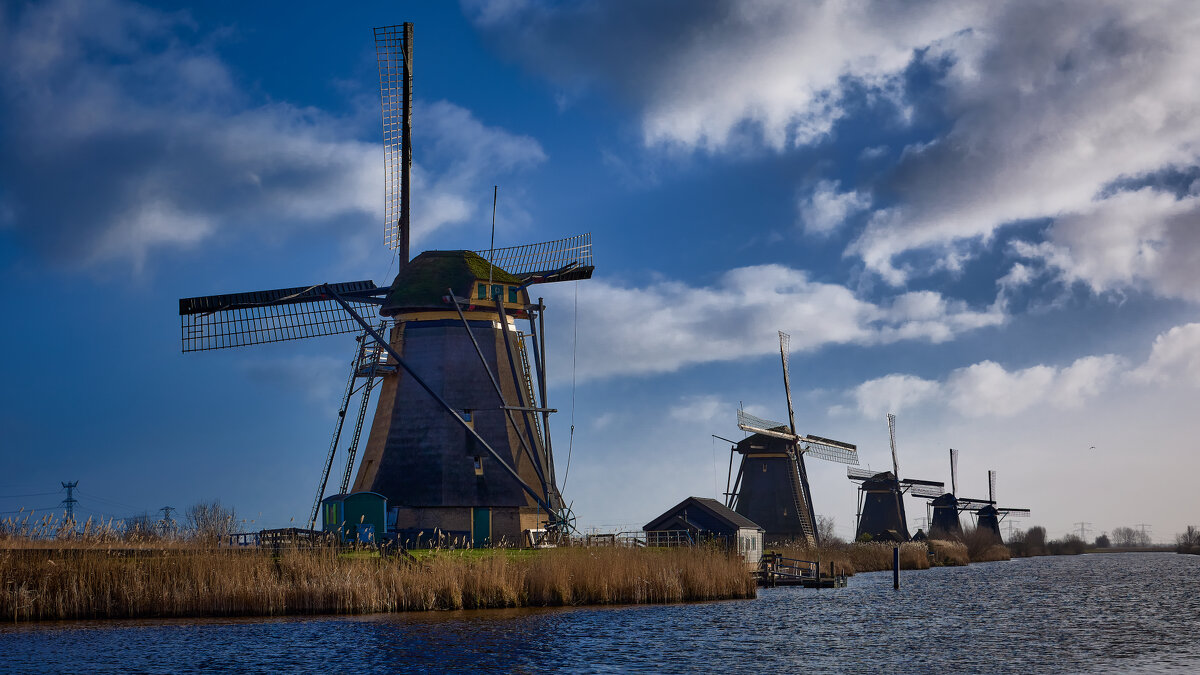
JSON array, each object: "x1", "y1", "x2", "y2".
[{"x1": 756, "y1": 552, "x2": 848, "y2": 588}]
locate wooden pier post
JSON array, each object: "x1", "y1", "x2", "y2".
[{"x1": 893, "y1": 546, "x2": 900, "y2": 589}]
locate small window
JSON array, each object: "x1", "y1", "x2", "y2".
[
  {"x1": 477, "y1": 284, "x2": 487, "y2": 300},
  {"x1": 491, "y1": 284, "x2": 502, "y2": 300},
  {"x1": 508, "y1": 286, "x2": 518, "y2": 303},
  {"x1": 473, "y1": 456, "x2": 484, "y2": 476},
  {"x1": 461, "y1": 410, "x2": 474, "y2": 429}
]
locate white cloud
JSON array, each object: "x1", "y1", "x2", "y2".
[
  {"x1": 468, "y1": 0, "x2": 982, "y2": 151},
  {"x1": 850, "y1": 346, "x2": 1137, "y2": 419},
  {"x1": 543, "y1": 263, "x2": 1004, "y2": 382},
  {"x1": 472, "y1": 1, "x2": 1200, "y2": 301},
  {"x1": 668, "y1": 395, "x2": 726, "y2": 422},
  {"x1": 0, "y1": 0, "x2": 544, "y2": 272},
  {"x1": 849, "y1": 2, "x2": 1200, "y2": 291},
  {"x1": 798, "y1": 180, "x2": 872, "y2": 236},
  {"x1": 1128, "y1": 323, "x2": 1200, "y2": 386},
  {"x1": 852, "y1": 374, "x2": 941, "y2": 418}
]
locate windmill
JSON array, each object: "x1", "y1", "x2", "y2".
[
  {"x1": 925, "y1": 448, "x2": 993, "y2": 540},
  {"x1": 846, "y1": 413, "x2": 944, "y2": 542},
  {"x1": 177, "y1": 24, "x2": 593, "y2": 546},
  {"x1": 723, "y1": 331, "x2": 859, "y2": 545},
  {"x1": 974, "y1": 470, "x2": 1030, "y2": 540}
]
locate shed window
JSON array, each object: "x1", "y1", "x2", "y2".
[
  {"x1": 508, "y1": 286, "x2": 518, "y2": 303},
  {"x1": 477, "y1": 284, "x2": 487, "y2": 300},
  {"x1": 492, "y1": 284, "x2": 503, "y2": 300},
  {"x1": 474, "y1": 456, "x2": 484, "y2": 476}
]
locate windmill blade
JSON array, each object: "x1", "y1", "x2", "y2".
[
  {"x1": 905, "y1": 483, "x2": 946, "y2": 498},
  {"x1": 179, "y1": 281, "x2": 386, "y2": 352},
  {"x1": 798, "y1": 434, "x2": 859, "y2": 465},
  {"x1": 736, "y1": 409, "x2": 796, "y2": 441},
  {"x1": 999, "y1": 507, "x2": 1031, "y2": 518},
  {"x1": 779, "y1": 331, "x2": 798, "y2": 437},
  {"x1": 847, "y1": 466, "x2": 878, "y2": 481},
  {"x1": 956, "y1": 497, "x2": 995, "y2": 512},
  {"x1": 477, "y1": 233, "x2": 594, "y2": 283},
  {"x1": 887, "y1": 413, "x2": 899, "y2": 477},
  {"x1": 988, "y1": 470, "x2": 997, "y2": 503},
  {"x1": 376, "y1": 24, "x2": 412, "y2": 256}
]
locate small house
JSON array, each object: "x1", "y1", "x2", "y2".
[
  {"x1": 321, "y1": 492, "x2": 388, "y2": 544},
  {"x1": 643, "y1": 496, "x2": 764, "y2": 565}
]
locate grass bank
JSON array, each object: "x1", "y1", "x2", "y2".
[{"x1": 0, "y1": 543, "x2": 755, "y2": 622}]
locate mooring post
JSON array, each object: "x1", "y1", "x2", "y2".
[{"x1": 893, "y1": 546, "x2": 900, "y2": 589}]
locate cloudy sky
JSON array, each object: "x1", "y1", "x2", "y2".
[{"x1": 2, "y1": 0, "x2": 1197, "y2": 542}]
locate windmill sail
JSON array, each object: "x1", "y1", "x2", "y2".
[
  {"x1": 478, "y1": 233, "x2": 594, "y2": 282},
  {"x1": 179, "y1": 281, "x2": 386, "y2": 352},
  {"x1": 376, "y1": 24, "x2": 412, "y2": 258}
]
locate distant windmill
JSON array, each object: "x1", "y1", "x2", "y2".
[
  {"x1": 723, "y1": 331, "x2": 859, "y2": 545},
  {"x1": 975, "y1": 470, "x2": 1030, "y2": 539},
  {"x1": 925, "y1": 448, "x2": 993, "y2": 540},
  {"x1": 177, "y1": 24, "x2": 593, "y2": 545},
  {"x1": 846, "y1": 413, "x2": 943, "y2": 542}
]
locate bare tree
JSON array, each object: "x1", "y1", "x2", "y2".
[
  {"x1": 186, "y1": 500, "x2": 237, "y2": 545},
  {"x1": 816, "y1": 515, "x2": 842, "y2": 544},
  {"x1": 1111, "y1": 526, "x2": 1150, "y2": 547}
]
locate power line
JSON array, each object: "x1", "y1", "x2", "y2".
[{"x1": 61, "y1": 481, "x2": 78, "y2": 522}]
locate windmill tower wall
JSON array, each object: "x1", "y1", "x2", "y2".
[
  {"x1": 733, "y1": 435, "x2": 817, "y2": 544},
  {"x1": 855, "y1": 473, "x2": 911, "y2": 542},
  {"x1": 930, "y1": 493, "x2": 963, "y2": 539},
  {"x1": 345, "y1": 251, "x2": 559, "y2": 544},
  {"x1": 975, "y1": 505, "x2": 1002, "y2": 540}
]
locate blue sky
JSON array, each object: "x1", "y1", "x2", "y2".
[{"x1": 2, "y1": 0, "x2": 1198, "y2": 542}]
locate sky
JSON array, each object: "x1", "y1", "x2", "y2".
[{"x1": 2, "y1": 0, "x2": 1198, "y2": 543}]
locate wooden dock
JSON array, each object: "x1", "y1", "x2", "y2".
[{"x1": 756, "y1": 552, "x2": 849, "y2": 588}]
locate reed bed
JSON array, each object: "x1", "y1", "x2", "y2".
[
  {"x1": 927, "y1": 539, "x2": 969, "y2": 566},
  {"x1": 0, "y1": 542, "x2": 755, "y2": 622},
  {"x1": 961, "y1": 528, "x2": 1013, "y2": 563},
  {"x1": 770, "y1": 541, "x2": 931, "y2": 575}
]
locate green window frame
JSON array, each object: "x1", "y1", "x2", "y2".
[
  {"x1": 508, "y1": 286, "x2": 518, "y2": 303},
  {"x1": 477, "y1": 283, "x2": 487, "y2": 300},
  {"x1": 491, "y1": 284, "x2": 502, "y2": 300}
]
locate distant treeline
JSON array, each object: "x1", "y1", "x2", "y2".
[{"x1": 1007, "y1": 525, "x2": 1200, "y2": 557}]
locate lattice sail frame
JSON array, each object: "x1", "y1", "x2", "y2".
[
  {"x1": 736, "y1": 409, "x2": 859, "y2": 465},
  {"x1": 179, "y1": 281, "x2": 384, "y2": 352},
  {"x1": 479, "y1": 233, "x2": 594, "y2": 280},
  {"x1": 376, "y1": 24, "x2": 411, "y2": 251}
]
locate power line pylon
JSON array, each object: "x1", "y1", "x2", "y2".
[
  {"x1": 61, "y1": 481, "x2": 79, "y2": 523},
  {"x1": 1074, "y1": 521, "x2": 1092, "y2": 539}
]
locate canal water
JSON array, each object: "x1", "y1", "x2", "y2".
[{"x1": 2, "y1": 553, "x2": 1197, "y2": 673}]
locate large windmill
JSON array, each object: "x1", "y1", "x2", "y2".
[
  {"x1": 846, "y1": 413, "x2": 944, "y2": 542},
  {"x1": 723, "y1": 331, "x2": 859, "y2": 545},
  {"x1": 177, "y1": 24, "x2": 593, "y2": 546},
  {"x1": 975, "y1": 470, "x2": 1030, "y2": 539},
  {"x1": 925, "y1": 448, "x2": 993, "y2": 539}
]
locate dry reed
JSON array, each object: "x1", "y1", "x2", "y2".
[
  {"x1": 0, "y1": 540, "x2": 755, "y2": 622},
  {"x1": 770, "y1": 541, "x2": 931, "y2": 575},
  {"x1": 927, "y1": 539, "x2": 969, "y2": 566},
  {"x1": 961, "y1": 528, "x2": 1012, "y2": 563}
]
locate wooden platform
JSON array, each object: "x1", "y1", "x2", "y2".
[{"x1": 756, "y1": 552, "x2": 849, "y2": 588}]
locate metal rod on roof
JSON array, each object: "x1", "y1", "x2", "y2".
[{"x1": 488, "y1": 185, "x2": 497, "y2": 287}]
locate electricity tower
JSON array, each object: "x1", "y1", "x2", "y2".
[
  {"x1": 1074, "y1": 521, "x2": 1092, "y2": 540},
  {"x1": 61, "y1": 481, "x2": 79, "y2": 523}
]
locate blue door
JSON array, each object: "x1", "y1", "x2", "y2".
[{"x1": 472, "y1": 508, "x2": 490, "y2": 548}]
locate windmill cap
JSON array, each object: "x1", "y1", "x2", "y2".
[{"x1": 381, "y1": 250, "x2": 522, "y2": 315}]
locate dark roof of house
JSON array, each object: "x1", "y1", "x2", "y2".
[
  {"x1": 643, "y1": 496, "x2": 763, "y2": 532},
  {"x1": 382, "y1": 250, "x2": 521, "y2": 315}
]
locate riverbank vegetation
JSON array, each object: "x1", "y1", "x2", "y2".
[{"x1": 0, "y1": 537, "x2": 755, "y2": 622}]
